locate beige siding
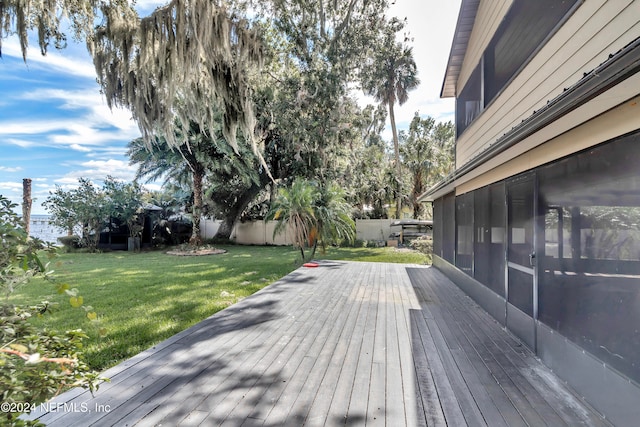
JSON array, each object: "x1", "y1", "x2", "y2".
[
  {"x1": 457, "y1": 0, "x2": 512, "y2": 92},
  {"x1": 456, "y1": 0, "x2": 639, "y2": 168},
  {"x1": 455, "y1": 93, "x2": 640, "y2": 195}
]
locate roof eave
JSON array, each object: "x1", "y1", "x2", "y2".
[{"x1": 440, "y1": 0, "x2": 481, "y2": 98}]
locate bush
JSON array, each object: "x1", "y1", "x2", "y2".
[
  {"x1": 0, "y1": 195, "x2": 103, "y2": 425},
  {"x1": 57, "y1": 235, "x2": 81, "y2": 251},
  {"x1": 1, "y1": 304, "x2": 102, "y2": 425},
  {"x1": 366, "y1": 240, "x2": 385, "y2": 248},
  {"x1": 410, "y1": 235, "x2": 433, "y2": 255}
]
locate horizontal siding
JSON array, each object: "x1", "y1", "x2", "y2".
[
  {"x1": 456, "y1": 0, "x2": 639, "y2": 168},
  {"x1": 456, "y1": 91, "x2": 640, "y2": 195},
  {"x1": 458, "y1": 0, "x2": 512, "y2": 93}
]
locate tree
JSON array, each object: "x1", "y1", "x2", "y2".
[
  {"x1": 2, "y1": 0, "x2": 264, "y2": 157},
  {"x1": 344, "y1": 104, "x2": 394, "y2": 219},
  {"x1": 362, "y1": 28, "x2": 420, "y2": 218},
  {"x1": 103, "y1": 176, "x2": 144, "y2": 243},
  {"x1": 129, "y1": 125, "x2": 209, "y2": 246},
  {"x1": 42, "y1": 186, "x2": 78, "y2": 236},
  {"x1": 22, "y1": 178, "x2": 32, "y2": 235},
  {"x1": 44, "y1": 178, "x2": 109, "y2": 251},
  {"x1": 400, "y1": 115, "x2": 455, "y2": 218},
  {"x1": 310, "y1": 183, "x2": 355, "y2": 258},
  {"x1": 129, "y1": 119, "x2": 263, "y2": 244},
  {"x1": 249, "y1": 2, "x2": 399, "y2": 186}
]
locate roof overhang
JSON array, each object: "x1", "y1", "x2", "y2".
[
  {"x1": 422, "y1": 36, "x2": 640, "y2": 202},
  {"x1": 440, "y1": 0, "x2": 481, "y2": 98}
]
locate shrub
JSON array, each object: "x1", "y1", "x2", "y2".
[
  {"x1": 410, "y1": 235, "x2": 433, "y2": 255},
  {"x1": 0, "y1": 195, "x2": 102, "y2": 425},
  {"x1": 57, "y1": 235, "x2": 81, "y2": 251}
]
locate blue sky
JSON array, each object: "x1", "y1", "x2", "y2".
[{"x1": 0, "y1": 0, "x2": 459, "y2": 215}]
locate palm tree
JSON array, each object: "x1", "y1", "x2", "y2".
[
  {"x1": 268, "y1": 179, "x2": 356, "y2": 262},
  {"x1": 128, "y1": 123, "x2": 210, "y2": 246},
  {"x1": 310, "y1": 183, "x2": 355, "y2": 258},
  {"x1": 362, "y1": 39, "x2": 420, "y2": 218},
  {"x1": 267, "y1": 179, "x2": 318, "y2": 261}
]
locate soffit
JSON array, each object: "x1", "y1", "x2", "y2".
[{"x1": 440, "y1": 0, "x2": 481, "y2": 98}]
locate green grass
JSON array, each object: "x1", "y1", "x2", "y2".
[
  {"x1": 316, "y1": 246, "x2": 430, "y2": 264},
  {"x1": 9, "y1": 245, "x2": 428, "y2": 371}
]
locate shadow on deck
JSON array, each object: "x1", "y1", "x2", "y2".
[{"x1": 25, "y1": 262, "x2": 610, "y2": 426}]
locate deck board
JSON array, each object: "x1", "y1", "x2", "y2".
[{"x1": 25, "y1": 261, "x2": 611, "y2": 426}]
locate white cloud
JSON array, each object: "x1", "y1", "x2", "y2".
[
  {"x1": 3, "y1": 138, "x2": 35, "y2": 148},
  {"x1": 2, "y1": 39, "x2": 96, "y2": 79},
  {"x1": 19, "y1": 87, "x2": 139, "y2": 134},
  {"x1": 0, "y1": 166, "x2": 23, "y2": 172},
  {"x1": 0, "y1": 87, "x2": 140, "y2": 151},
  {"x1": 69, "y1": 144, "x2": 93, "y2": 152},
  {"x1": 55, "y1": 159, "x2": 137, "y2": 186},
  {"x1": 0, "y1": 181, "x2": 23, "y2": 192},
  {"x1": 142, "y1": 183, "x2": 163, "y2": 192}
]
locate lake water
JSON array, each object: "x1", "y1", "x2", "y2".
[{"x1": 27, "y1": 215, "x2": 69, "y2": 244}]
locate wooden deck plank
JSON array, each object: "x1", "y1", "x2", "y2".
[
  {"x1": 26, "y1": 262, "x2": 611, "y2": 427},
  {"x1": 394, "y1": 266, "x2": 430, "y2": 427},
  {"x1": 247, "y1": 266, "x2": 358, "y2": 425},
  {"x1": 412, "y1": 269, "x2": 531, "y2": 427},
  {"x1": 131, "y1": 275, "x2": 324, "y2": 426},
  {"x1": 430, "y1": 275, "x2": 567, "y2": 427},
  {"x1": 201, "y1": 265, "x2": 351, "y2": 425},
  {"x1": 434, "y1": 309, "x2": 533, "y2": 426},
  {"x1": 344, "y1": 266, "x2": 382, "y2": 425},
  {"x1": 303, "y1": 263, "x2": 375, "y2": 426},
  {"x1": 384, "y1": 265, "x2": 408, "y2": 426},
  {"x1": 429, "y1": 268, "x2": 608, "y2": 427},
  {"x1": 362, "y1": 264, "x2": 385, "y2": 426}
]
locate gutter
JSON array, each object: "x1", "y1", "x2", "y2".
[{"x1": 420, "y1": 36, "x2": 640, "y2": 202}]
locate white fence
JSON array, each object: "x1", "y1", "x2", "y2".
[
  {"x1": 354, "y1": 219, "x2": 395, "y2": 242},
  {"x1": 200, "y1": 218, "x2": 395, "y2": 245}
]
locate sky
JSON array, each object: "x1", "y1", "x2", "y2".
[{"x1": 0, "y1": 0, "x2": 461, "y2": 215}]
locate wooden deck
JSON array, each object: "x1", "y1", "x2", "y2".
[{"x1": 26, "y1": 261, "x2": 610, "y2": 426}]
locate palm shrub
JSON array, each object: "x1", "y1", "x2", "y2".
[
  {"x1": 267, "y1": 179, "x2": 355, "y2": 262},
  {"x1": 310, "y1": 183, "x2": 355, "y2": 258},
  {"x1": 268, "y1": 179, "x2": 318, "y2": 261}
]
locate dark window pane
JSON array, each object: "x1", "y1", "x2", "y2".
[
  {"x1": 456, "y1": 65, "x2": 482, "y2": 137},
  {"x1": 489, "y1": 182, "x2": 506, "y2": 296},
  {"x1": 538, "y1": 131, "x2": 640, "y2": 383},
  {"x1": 484, "y1": 0, "x2": 578, "y2": 105},
  {"x1": 508, "y1": 268, "x2": 533, "y2": 315},
  {"x1": 433, "y1": 198, "x2": 443, "y2": 257},
  {"x1": 443, "y1": 192, "x2": 456, "y2": 263},
  {"x1": 456, "y1": 192, "x2": 474, "y2": 275},
  {"x1": 474, "y1": 186, "x2": 490, "y2": 284}
]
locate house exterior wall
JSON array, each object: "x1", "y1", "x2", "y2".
[
  {"x1": 430, "y1": 0, "x2": 640, "y2": 423},
  {"x1": 456, "y1": 0, "x2": 639, "y2": 168},
  {"x1": 457, "y1": 0, "x2": 511, "y2": 91},
  {"x1": 456, "y1": 92, "x2": 640, "y2": 194}
]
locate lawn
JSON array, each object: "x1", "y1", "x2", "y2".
[{"x1": 9, "y1": 245, "x2": 428, "y2": 371}]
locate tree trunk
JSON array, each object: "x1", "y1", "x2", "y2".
[
  {"x1": 389, "y1": 103, "x2": 402, "y2": 219},
  {"x1": 22, "y1": 178, "x2": 32, "y2": 235},
  {"x1": 189, "y1": 169, "x2": 204, "y2": 246},
  {"x1": 213, "y1": 181, "x2": 265, "y2": 241}
]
